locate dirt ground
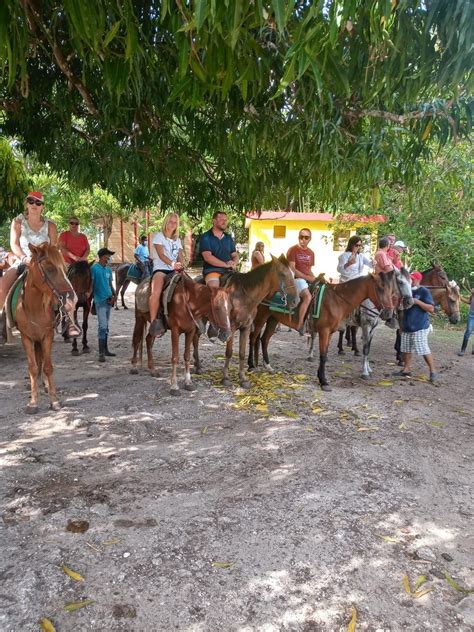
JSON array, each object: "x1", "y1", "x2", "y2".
[{"x1": 1, "y1": 287, "x2": 473, "y2": 632}]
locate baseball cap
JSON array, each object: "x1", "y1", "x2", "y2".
[
  {"x1": 97, "y1": 247, "x2": 115, "y2": 258},
  {"x1": 410, "y1": 271, "x2": 423, "y2": 283},
  {"x1": 394, "y1": 240, "x2": 407, "y2": 248},
  {"x1": 26, "y1": 191, "x2": 44, "y2": 202}
]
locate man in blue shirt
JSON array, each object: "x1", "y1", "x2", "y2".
[
  {"x1": 91, "y1": 247, "x2": 117, "y2": 362},
  {"x1": 396, "y1": 271, "x2": 437, "y2": 383},
  {"x1": 200, "y1": 212, "x2": 239, "y2": 287},
  {"x1": 134, "y1": 235, "x2": 151, "y2": 278}
]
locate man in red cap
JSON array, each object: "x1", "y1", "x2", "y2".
[{"x1": 394, "y1": 271, "x2": 438, "y2": 383}]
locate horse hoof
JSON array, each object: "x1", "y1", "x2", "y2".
[
  {"x1": 361, "y1": 374, "x2": 370, "y2": 380},
  {"x1": 193, "y1": 367, "x2": 203, "y2": 375},
  {"x1": 262, "y1": 363, "x2": 274, "y2": 373},
  {"x1": 397, "y1": 360, "x2": 404, "y2": 366},
  {"x1": 184, "y1": 383, "x2": 196, "y2": 392},
  {"x1": 130, "y1": 367, "x2": 139, "y2": 375},
  {"x1": 150, "y1": 370, "x2": 161, "y2": 378},
  {"x1": 170, "y1": 388, "x2": 181, "y2": 396},
  {"x1": 63, "y1": 337, "x2": 72, "y2": 344},
  {"x1": 306, "y1": 356, "x2": 314, "y2": 362},
  {"x1": 50, "y1": 401, "x2": 61, "y2": 411},
  {"x1": 354, "y1": 351, "x2": 361, "y2": 357},
  {"x1": 321, "y1": 384, "x2": 332, "y2": 392},
  {"x1": 338, "y1": 350, "x2": 345, "y2": 355},
  {"x1": 26, "y1": 405, "x2": 39, "y2": 414},
  {"x1": 222, "y1": 378, "x2": 232, "y2": 387},
  {"x1": 240, "y1": 380, "x2": 251, "y2": 390},
  {"x1": 82, "y1": 346, "x2": 91, "y2": 354},
  {"x1": 123, "y1": 305, "x2": 129, "y2": 310},
  {"x1": 71, "y1": 348, "x2": 80, "y2": 356}
]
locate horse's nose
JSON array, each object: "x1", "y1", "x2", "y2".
[
  {"x1": 380, "y1": 308, "x2": 393, "y2": 320},
  {"x1": 450, "y1": 315, "x2": 460, "y2": 324},
  {"x1": 403, "y1": 296, "x2": 414, "y2": 309}
]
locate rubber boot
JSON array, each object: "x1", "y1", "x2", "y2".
[
  {"x1": 98, "y1": 339, "x2": 106, "y2": 362},
  {"x1": 104, "y1": 335, "x2": 116, "y2": 357},
  {"x1": 458, "y1": 338, "x2": 468, "y2": 356}
]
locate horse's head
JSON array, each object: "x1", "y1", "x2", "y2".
[
  {"x1": 435, "y1": 282, "x2": 461, "y2": 324},
  {"x1": 394, "y1": 267, "x2": 415, "y2": 310},
  {"x1": 209, "y1": 287, "x2": 232, "y2": 342},
  {"x1": 371, "y1": 271, "x2": 399, "y2": 319},
  {"x1": 271, "y1": 254, "x2": 299, "y2": 309},
  {"x1": 28, "y1": 243, "x2": 77, "y2": 311},
  {"x1": 423, "y1": 263, "x2": 449, "y2": 287}
]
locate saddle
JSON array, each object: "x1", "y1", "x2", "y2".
[
  {"x1": 134, "y1": 272, "x2": 182, "y2": 318},
  {"x1": 6, "y1": 270, "x2": 27, "y2": 330},
  {"x1": 194, "y1": 271, "x2": 235, "y2": 287}
]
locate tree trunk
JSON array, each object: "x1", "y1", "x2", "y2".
[{"x1": 102, "y1": 214, "x2": 113, "y2": 248}]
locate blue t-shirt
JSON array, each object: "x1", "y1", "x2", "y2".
[
  {"x1": 91, "y1": 263, "x2": 113, "y2": 302},
  {"x1": 134, "y1": 243, "x2": 149, "y2": 263},
  {"x1": 403, "y1": 286, "x2": 434, "y2": 332},
  {"x1": 200, "y1": 229, "x2": 236, "y2": 274}
]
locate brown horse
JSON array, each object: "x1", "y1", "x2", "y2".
[
  {"x1": 193, "y1": 255, "x2": 298, "y2": 389},
  {"x1": 63, "y1": 261, "x2": 92, "y2": 355},
  {"x1": 14, "y1": 243, "x2": 77, "y2": 413},
  {"x1": 115, "y1": 260, "x2": 153, "y2": 309},
  {"x1": 131, "y1": 273, "x2": 232, "y2": 395},
  {"x1": 249, "y1": 271, "x2": 403, "y2": 391}
]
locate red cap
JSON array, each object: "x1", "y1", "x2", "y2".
[
  {"x1": 410, "y1": 271, "x2": 423, "y2": 283},
  {"x1": 26, "y1": 191, "x2": 44, "y2": 202}
]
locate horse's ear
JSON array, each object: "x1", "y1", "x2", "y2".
[
  {"x1": 270, "y1": 253, "x2": 277, "y2": 263},
  {"x1": 278, "y1": 254, "x2": 288, "y2": 264},
  {"x1": 28, "y1": 243, "x2": 40, "y2": 256}
]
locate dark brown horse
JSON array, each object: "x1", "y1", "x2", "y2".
[
  {"x1": 131, "y1": 273, "x2": 232, "y2": 395},
  {"x1": 64, "y1": 261, "x2": 92, "y2": 355},
  {"x1": 193, "y1": 255, "x2": 298, "y2": 389},
  {"x1": 115, "y1": 260, "x2": 153, "y2": 310},
  {"x1": 14, "y1": 243, "x2": 77, "y2": 412},
  {"x1": 249, "y1": 271, "x2": 404, "y2": 391}
]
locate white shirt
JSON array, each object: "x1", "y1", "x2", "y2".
[
  {"x1": 337, "y1": 251, "x2": 372, "y2": 282},
  {"x1": 152, "y1": 231, "x2": 182, "y2": 272}
]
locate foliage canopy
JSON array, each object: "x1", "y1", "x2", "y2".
[{"x1": 1, "y1": 1, "x2": 473, "y2": 214}]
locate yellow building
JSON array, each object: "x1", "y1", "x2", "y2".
[{"x1": 245, "y1": 211, "x2": 386, "y2": 280}]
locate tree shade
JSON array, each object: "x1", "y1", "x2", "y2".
[{"x1": 0, "y1": 1, "x2": 472, "y2": 215}]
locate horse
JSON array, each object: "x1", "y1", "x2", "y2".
[
  {"x1": 193, "y1": 255, "x2": 298, "y2": 389},
  {"x1": 63, "y1": 261, "x2": 92, "y2": 355},
  {"x1": 115, "y1": 260, "x2": 153, "y2": 310},
  {"x1": 394, "y1": 264, "x2": 461, "y2": 363},
  {"x1": 249, "y1": 270, "x2": 408, "y2": 391},
  {"x1": 130, "y1": 273, "x2": 232, "y2": 395},
  {"x1": 12, "y1": 243, "x2": 77, "y2": 413}
]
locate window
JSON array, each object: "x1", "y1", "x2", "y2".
[
  {"x1": 333, "y1": 230, "x2": 351, "y2": 252},
  {"x1": 273, "y1": 225, "x2": 286, "y2": 238}
]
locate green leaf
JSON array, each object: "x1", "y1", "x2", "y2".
[
  {"x1": 195, "y1": 0, "x2": 207, "y2": 31},
  {"x1": 103, "y1": 20, "x2": 121, "y2": 48},
  {"x1": 272, "y1": 0, "x2": 286, "y2": 33}
]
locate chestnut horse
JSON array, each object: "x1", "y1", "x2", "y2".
[
  {"x1": 193, "y1": 255, "x2": 298, "y2": 389},
  {"x1": 249, "y1": 271, "x2": 405, "y2": 391},
  {"x1": 131, "y1": 273, "x2": 232, "y2": 395},
  {"x1": 64, "y1": 261, "x2": 92, "y2": 355},
  {"x1": 14, "y1": 243, "x2": 77, "y2": 413}
]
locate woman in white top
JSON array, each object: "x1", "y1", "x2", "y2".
[
  {"x1": 0, "y1": 191, "x2": 80, "y2": 340},
  {"x1": 337, "y1": 235, "x2": 372, "y2": 282},
  {"x1": 149, "y1": 212, "x2": 184, "y2": 338}
]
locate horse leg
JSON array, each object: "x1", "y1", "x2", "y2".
[
  {"x1": 183, "y1": 331, "x2": 196, "y2": 392},
  {"x1": 261, "y1": 318, "x2": 278, "y2": 372},
  {"x1": 121, "y1": 280, "x2": 129, "y2": 309},
  {"x1": 193, "y1": 332, "x2": 203, "y2": 374},
  {"x1": 71, "y1": 306, "x2": 80, "y2": 355},
  {"x1": 130, "y1": 313, "x2": 144, "y2": 374},
  {"x1": 307, "y1": 330, "x2": 316, "y2": 362},
  {"x1": 317, "y1": 330, "x2": 331, "y2": 391},
  {"x1": 238, "y1": 326, "x2": 251, "y2": 389},
  {"x1": 21, "y1": 337, "x2": 40, "y2": 413},
  {"x1": 248, "y1": 314, "x2": 265, "y2": 370},
  {"x1": 42, "y1": 336, "x2": 60, "y2": 410},
  {"x1": 345, "y1": 325, "x2": 351, "y2": 346},
  {"x1": 146, "y1": 330, "x2": 159, "y2": 378},
  {"x1": 170, "y1": 327, "x2": 180, "y2": 395},
  {"x1": 222, "y1": 334, "x2": 234, "y2": 387},
  {"x1": 395, "y1": 329, "x2": 403, "y2": 365},
  {"x1": 337, "y1": 330, "x2": 345, "y2": 355},
  {"x1": 351, "y1": 326, "x2": 360, "y2": 356}
]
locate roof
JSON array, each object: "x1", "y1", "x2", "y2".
[{"x1": 245, "y1": 211, "x2": 386, "y2": 226}]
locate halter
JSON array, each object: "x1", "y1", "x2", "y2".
[{"x1": 33, "y1": 254, "x2": 74, "y2": 331}]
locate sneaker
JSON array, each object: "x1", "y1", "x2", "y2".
[
  {"x1": 429, "y1": 372, "x2": 438, "y2": 384},
  {"x1": 392, "y1": 370, "x2": 412, "y2": 377}
]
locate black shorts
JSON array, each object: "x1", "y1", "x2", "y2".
[{"x1": 152, "y1": 269, "x2": 174, "y2": 277}]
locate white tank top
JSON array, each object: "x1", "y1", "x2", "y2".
[{"x1": 17, "y1": 213, "x2": 52, "y2": 257}]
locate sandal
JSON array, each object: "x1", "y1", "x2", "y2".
[{"x1": 392, "y1": 370, "x2": 412, "y2": 377}]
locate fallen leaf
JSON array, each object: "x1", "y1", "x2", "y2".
[
  {"x1": 393, "y1": 399, "x2": 403, "y2": 404},
  {"x1": 85, "y1": 541, "x2": 102, "y2": 553},
  {"x1": 279, "y1": 410, "x2": 299, "y2": 418},
  {"x1": 367, "y1": 414, "x2": 379, "y2": 419},
  {"x1": 443, "y1": 571, "x2": 474, "y2": 594},
  {"x1": 399, "y1": 423, "x2": 408, "y2": 430},
  {"x1": 103, "y1": 539, "x2": 121, "y2": 545},
  {"x1": 62, "y1": 565, "x2": 84, "y2": 582},
  {"x1": 377, "y1": 380, "x2": 393, "y2": 386},
  {"x1": 429, "y1": 421, "x2": 445, "y2": 428},
  {"x1": 255, "y1": 404, "x2": 268, "y2": 412},
  {"x1": 293, "y1": 374, "x2": 307, "y2": 381},
  {"x1": 377, "y1": 534, "x2": 400, "y2": 544},
  {"x1": 66, "y1": 519, "x2": 89, "y2": 534},
  {"x1": 357, "y1": 426, "x2": 379, "y2": 432},
  {"x1": 201, "y1": 426, "x2": 208, "y2": 434},
  {"x1": 403, "y1": 574, "x2": 412, "y2": 594},
  {"x1": 413, "y1": 587, "x2": 434, "y2": 598},
  {"x1": 347, "y1": 606, "x2": 357, "y2": 632},
  {"x1": 212, "y1": 561, "x2": 234, "y2": 568},
  {"x1": 63, "y1": 599, "x2": 95, "y2": 612},
  {"x1": 305, "y1": 426, "x2": 314, "y2": 432},
  {"x1": 312, "y1": 407, "x2": 323, "y2": 414},
  {"x1": 413, "y1": 575, "x2": 427, "y2": 591},
  {"x1": 39, "y1": 618, "x2": 56, "y2": 632}
]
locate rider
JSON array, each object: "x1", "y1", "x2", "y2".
[
  {"x1": 388, "y1": 240, "x2": 408, "y2": 270},
  {"x1": 134, "y1": 234, "x2": 151, "y2": 278},
  {"x1": 251, "y1": 241, "x2": 265, "y2": 269},
  {"x1": 0, "y1": 191, "x2": 80, "y2": 341},
  {"x1": 373, "y1": 237, "x2": 394, "y2": 274},
  {"x1": 149, "y1": 213, "x2": 184, "y2": 338},
  {"x1": 58, "y1": 216, "x2": 90, "y2": 266},
  {"x1": 200, "y1": 211, "x2": 239, "y2": 287},
  {"x1": 286, "y1": 228, "x2": 316, "y2": 334},
  {"x1": 337, "y1": 235, "x2": 372, "y2": 282}
]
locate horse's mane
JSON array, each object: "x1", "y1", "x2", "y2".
[
  {"x1": 33, "y1": 243, "x2": 66, "y2": 270},
  {"x1": 70, "y1": 260, "x2": 91, "y2": 274},
  {"x1": 229, "y1": 257, "x2": 290, "y2": 291}
]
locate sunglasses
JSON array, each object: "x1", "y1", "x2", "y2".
[
  {"x1": 27, "y1": 198, "x2": 44, "y2": 206},
  {"x1": 299, "y1": 235, "x2": 311, "y2": 240},
  {"x1": 69, "y1": 221, "x2": 79, "y2": 225}
]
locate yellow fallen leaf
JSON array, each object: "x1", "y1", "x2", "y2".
[
  {"x1": 377, "y1": 380, "x2": 393, "y2": 386},
  {"x1": 212, "y1": 561, "x2": 234, "y2": 568},
  {"x1": 413, "y1": 587, "x2": 434, "y2": 599},
  {"x1": 399, "y1": 422, "x2": 408, "y2": 430},
  {"x1": 293, "y1": 374, "x2": 307, "y2": 381},
  {"x1": 393, "y1": 399, "x2": 403, "y2": 404},
  {"x1": 429, "y1": 421, "x2": 445, "y2": 428},
  {"x1": 413, "y1": 575, "x2": 427, "y2": 591},
  {"x1": 403, "y1": 574, "x2": 412, "y2": 594},
  {"x1": 62, "y1": 565, "x2": 84, "y2": 582},
  {"x1": 103, "y1": 539, "x2": 121, "y2": 545},
  {"x1": 39, "y1": 618, "x2": 56, "y2": 632},
  {"x1": 416, "y1": 374, "x2": 428, "y2": 382},
  {"x1": 347, "y1": 606, "x2": 357, "y2": 632},
  {"x1": 357, "y1": 426, "x2": 379, "y2": 432},
  {"x1": 377, "y1": 534, "x2": 400, "y2": 544},
  {"x1": 305, "y1": 426, "x2": 314, "y2": 432},
  {"x1": 201, "y1": 426, "x2": 208, "y2": 434},
  {"x1": 63, "y1": 599, "x2": 95, "y2": 612},
  {"x1": 280, "y1": 410, "x2": 299, "y2": 418},
  {"x1": 312, "y1": 407, "x2": 323, "y2": 414},
  {"x1": 367, "y1": 414, "x2": 379, "y2": 419},
  {"x1": 255, "y1": 404, "x2": 268, "y2": 412},
  {"x1": 444, "y1": 571, "x2": 474, "y2": 594}
]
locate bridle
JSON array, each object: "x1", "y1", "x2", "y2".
[{"x1": 31, "y1": 254, "x2": 75, "y2": 330}]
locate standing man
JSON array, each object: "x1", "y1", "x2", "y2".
[
  {"x1": 395, "y1": 271, "x2": 437, "y2": 383},
  {"x1": 373, "y1": 237, "x2": 394, "y2": 274},
  {"x1": 287, "y1": 228, "x2": 316, "y2": 334},
  {"x1": 200, "y1": 211, "x2": 239, "y2": 287},
  {"x1": 134, "y1": 234, "x2": 151, "y2": 278},
  {"x1": 91, "y1": 247, "x2": 117, "y2": 362},
  {"x1": 59, "y1": 216, "x2": 90, "y2": 266}
]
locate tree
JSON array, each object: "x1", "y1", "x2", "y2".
[
  {"x1": 1, "y1": 1, "x2": 472, "y2": 214},
  {"x1": 0, "y1": 138, "x2": 30, "y2": 225}
]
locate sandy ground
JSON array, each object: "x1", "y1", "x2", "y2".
[{"x1": 0, "y1": 286, "x2": 473, "y2": 632}]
